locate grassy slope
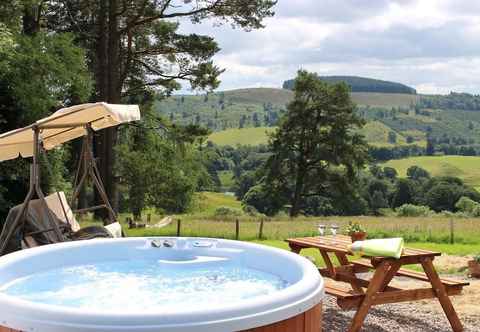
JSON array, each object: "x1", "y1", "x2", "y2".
[
  {"x1": 156, "y1": 88, "x2": 479, "y2": 147},
  {"x1": 188, "y1": 191, "x2": 241, "y2": 216},
  {"x1": 382, "y1": 156, "x2": 480, "y2": 188},
  {"x1": 218, "y1": 170, "x2": 235, "y2": 191},
  {"x1": 208, "y1": 127, "x2": 275, "y2": 146},
  {"x1": 359, "y1": 121, "x2": 407, "y2": 146},
  {"x1": 209, "y1": 121, "x2": 425, "y2": 147}
]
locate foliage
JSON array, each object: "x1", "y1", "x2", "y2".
[
  {"x1": 263, "y1": 70, "x2": 369, "y2": 216},
  {"x1": 116, "y1": 107, "x2": 210, "y2": 218},
  {"x1": 213, "y1": 206, "x2": 243, "y2": 217},
  {"x1": 242, "y1": 183, "x2": 284, "y2": 216},
  {"x1": 392, "y1": 178, "x2": 415, "y2": 208},
  {"x1": 455, "y1": 196, "x2": 480, "y2": 217},
  {"x1": 396, "y1": 204, "x2": 433, "y2": 217},
  {"x1": 406, "y1": 165, "x2": 430, "y2": 180},
  {"x1": 0, "y1": 18, "x2": 92, "y2": 220},
  {"x1": 419, "y1": 92, "x2": 480, "y2": 111},
  {"x1": 346, "y1": 221, "x2": 366, "y2": 235},
  {"x1": 474, "y1": 254, "x2": 480, "y2": 263},
  {"x1": 283, "y1": 75, "x2": 417, "y2": 94}
]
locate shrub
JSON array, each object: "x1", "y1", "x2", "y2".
[
  {"x1": 396, "y1": 204, "x2": 433, "y2": 217},
  {"x1": 213, "y1": 206, "x2": 243, "y2": 217},
  {"x1": 455, "y1": 196, "x2": 480, "y2": 216},
  {"x1": 242, "y1": 204, "x2": 260, "y2": 216}
]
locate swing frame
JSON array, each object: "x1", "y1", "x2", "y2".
[{"x1": 0, "y1": 103, "x2": 139, "y2": 256}]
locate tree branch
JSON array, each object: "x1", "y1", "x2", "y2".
[{"x1": 121, "y1": 0, "x2": 222, "y2": 33}]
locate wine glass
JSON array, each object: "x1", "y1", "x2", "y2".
[
  {"x1": 317, "y1": 224, "x2": 326, "y2": 237},
  {"x1": 330, "y1": 224, "x2": 339, "y2": 239}
]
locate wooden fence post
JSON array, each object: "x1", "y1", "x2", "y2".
[
  {"x1": 258, "y1": 218, "x2": 264, "y2": 240},
  {"x1": 235, "y1": 219, "x2": 240, "y2": 240},
  {"x1": 450, "y1": 219, "x2": 454, "y2": 244},
  {"x1": 176, "y1": 219, "x2": 182, "y2": 237}
]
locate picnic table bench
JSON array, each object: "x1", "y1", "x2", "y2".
[{"x1": 286, "y1": 235, "x2": 469, "y2": 332}]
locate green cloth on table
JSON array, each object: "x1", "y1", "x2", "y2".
[{"x1": 349, "y1": 238, "x2": 404, "y2": 259}]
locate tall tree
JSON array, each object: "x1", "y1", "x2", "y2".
[
  {"x1": 46, "y1": 0, "x2": 276, "y2": 215},
  {"x1": 265, "y1": 70, "x2": 368, "y2": 217},
  {"x1": 0, "y1": 2, "x2": 92, "y2": 219}
]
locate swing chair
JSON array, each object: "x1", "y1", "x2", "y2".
[{"x1": 0, "y1": 102, "x2": 140, "y2": 256}]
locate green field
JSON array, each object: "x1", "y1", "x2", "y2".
[
  {"x1": 359, "y1": 121, "x2": 409, "y2": 146},
  {"x1": 188, "y1": 192, "x2": 242, "y2": 216},
  {"x1": 208, "y1": 127, "x2": 275, "y2": 146},
  {"x1": 381, "y1": 156, "x2": 480, "y2": 189},
  {"x1": 218, "y1": 170, "x2": 235, "y2": 191},
  {"x1": 208, "y1": 122, "x2": 426, "y2": 147}
]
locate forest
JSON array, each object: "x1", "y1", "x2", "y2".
[{"x1": 283, "y1": 76, "x2": 417, "y2": 94}]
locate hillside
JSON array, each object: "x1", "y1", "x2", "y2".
[
  {"x1": 208, "y1": 127, "x2": 275, "y2": 146},
  {"x1": 381, "y1": 156, "x2": 480, "y2": 189},
  {"x1": 154, "y1": 87, "x2": 480, "y2": 148},
  {"x1": 351, "y1": 92, "x2": 418, "y2": 107},
  {"x1": 283, "y1": 76, "x2": 417, "y2": 94}
]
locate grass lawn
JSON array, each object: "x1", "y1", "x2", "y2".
[
  {"x1": 218, "y1": 170, "x2": 234, "y2": 191},
  {"x1": 381, "y1": 155, "x2": 480, "y2": 188}
]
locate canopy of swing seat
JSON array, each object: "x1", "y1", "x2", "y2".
[{"x1": 0, "y1": 102, "x2": 140, "y2": 161}]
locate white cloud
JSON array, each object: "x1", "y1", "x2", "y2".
[{"x1": 177, "y1": 0, "x2": 480, "y2": 94}]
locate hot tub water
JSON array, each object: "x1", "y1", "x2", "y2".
[{"x1": 1, "y1": 258, "x2": 289, "y2": 312}]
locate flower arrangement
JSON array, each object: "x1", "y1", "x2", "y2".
[{"x1": 346, "y1": 221, "x2": 367, "y2": 242}]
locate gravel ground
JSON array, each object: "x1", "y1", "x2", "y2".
[{"x1": 323, "y1": 296, "x2": 479, "y2": 331}]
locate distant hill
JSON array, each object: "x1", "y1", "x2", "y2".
[{"x1": 283, "y1": 75, "x2": 417, "y2": 95}]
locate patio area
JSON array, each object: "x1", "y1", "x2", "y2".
[{"x1": 323, "y1": 277, "x2": 479, "y2": 331}]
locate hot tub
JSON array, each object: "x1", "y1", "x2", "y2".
[{"x1": 0, "y1": 238, "x2": 324, "y2": 332}]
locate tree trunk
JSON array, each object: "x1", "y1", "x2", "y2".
[
  {"x1": 93, "y1": 0, "x2": 110, "y2": 220},
  {"x1": 290, "y1": 166, "x2": 306, "y2": 217},
  {"x1": 105, "y1": 0, "x2": 121, "y2": 213},
  {"x1": 22, "y1": 5, "x2": 41, "y2": 35}
]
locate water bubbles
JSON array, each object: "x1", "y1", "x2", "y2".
[{"x1": 1, "y1": 258, "x2": 289, "y2": 312}]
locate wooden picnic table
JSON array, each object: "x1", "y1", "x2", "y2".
[{"x1": 286, "y1": 235, "x2": 469, "y2": 332}]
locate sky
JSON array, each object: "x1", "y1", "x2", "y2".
[{"x1": 178, "y1": 0, "x2": 480, "y2": 95}]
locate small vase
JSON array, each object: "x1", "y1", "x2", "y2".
[
  {"x1": 468, "y1": 260, "x2": 480, "y2": 278},
  {"x1": 350, "y1": 232, "x2": 367, "y2": 243}
]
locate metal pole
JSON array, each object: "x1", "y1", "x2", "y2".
[
  {"x1": 85, "y1": 126, "x2": 117, "y2": 224},
  {"x1": 32, "y1": 127, "x2": 64, "y2": 242}
]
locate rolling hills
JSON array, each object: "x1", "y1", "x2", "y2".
[
  {"x1": 154, "y1": 87, "x2": 449, "y2": 147},
  {"x1": 381, "y1": 156, "x2": 480, "y2": 189}
]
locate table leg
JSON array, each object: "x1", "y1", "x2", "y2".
[
  {"x1": 335, "y1": 252, "x2": 364, "y2": 294},
  {"x1": 348, "y1": 261, "x2": 391, "y2": 332},
  {"x1": 320, "y1": 250, "x2": 336, "y2": 277},
  {"x1": 421, "y1": 257, "x2": 463, "y2": 332},
  {"x1": 288, "y1": 243, "x2": 302, "y2": 254},
  {"x1": 379, "y1": 260, "x2": 401, "y2": 292}
]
